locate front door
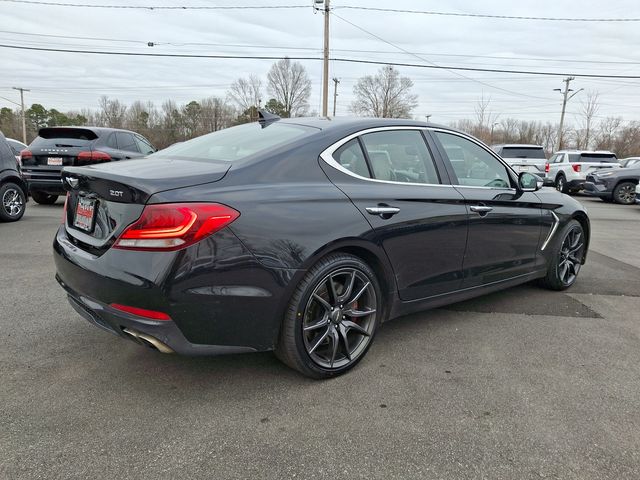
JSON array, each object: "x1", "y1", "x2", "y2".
[{"x1": 430, "y1": 130, "x2": 543, "y2": 287}]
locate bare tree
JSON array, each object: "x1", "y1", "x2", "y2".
[
  {"x1": 594, "y1": 116, "x2": 622, "y2": 150},
  {"x1": 227, "y1": 75, "x2": 262, "y2": 113},
  {"x1": 267, "y1": 57, "x2": 311, "y2": 117},
  {"x1": 98, "y1": 96, "x2": 126, "y2": 128},
  {"x1": 474, "y1": 94, "x2": 499, "y2": 143},
  {"x1": 350, "y1": 65, "x2": 417, "y2": 118},
  {"x1": 581, "y1": 91, "x2": 600, "y2": 150}
]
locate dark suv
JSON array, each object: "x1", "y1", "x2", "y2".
[
  {"x1": 0, "y1": 131, "x2": 28, "y2": 222},
  {"x1": 21, "y1": 127, "x2": 155, "y2": 204}
]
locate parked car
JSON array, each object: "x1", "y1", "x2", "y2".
[
  {"x1": 491, "y1": 144, "x2": 547, "y2": 179},
  {"x1": 584, "y1": 166, "x2": 640, "y2": 204},
  {"x1": 6, "y1": 138, "x2": 27, "y2": 164},
  {"x1": 0, "y1": 131, "x2": 27, "y2": 222},
  {"x1": 54, "y1": 116, "x2": 590, "y2": 378},
  {"x1": 21, "y1": 126, "x2": 155, "y2": 205},
  {"x1": 636, "y1": 183, "x2": 640, "y2": 204},
  {"x1": 545, "y1": 150, "x2": 620, "y2": 193},
  {"x1": 620, "y1": 157, "x2": 640, "y2": 168}
]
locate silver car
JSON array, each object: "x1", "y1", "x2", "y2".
[{"x1": 491, "y1": 144, "x2": 547, "y2": 179}]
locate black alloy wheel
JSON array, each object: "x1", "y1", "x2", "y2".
[
  {"x1": 539, "y1": 219, "x2": 585, "y2": 291},
  {"x1": 276, "y1": 253, "x2": 381, "y2": 378},
  {"x1": 0, "y1": 182, "x2": 26, "y2": 222},
  {"x1": 613, "y1": 182, "x2": 636, "y2": 205},
  {"x1": 31, "y1": 191, "x2": 58, "y2": 205}
]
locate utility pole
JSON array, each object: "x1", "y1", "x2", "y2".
[
  {"x1": 321, "y1": 0, "x2": 331, "y2": 117},
  {"x1": 554, "y1": 77, "x2": 583, "y2": 151},
  {"x1": 12, "y1": 87, "x2": 30, "y2": 144},
  {"x1": 332, "y1": 77, "x2": 340, "y2": 117}
]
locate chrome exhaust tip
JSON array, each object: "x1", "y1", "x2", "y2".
[{"x1": 123, "y1": 328, "x2": 174, "y2": 354}]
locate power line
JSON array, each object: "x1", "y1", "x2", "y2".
[
  {"x1": 0, "y1": 0, "x2": 309, "y2": 9},
  {"x1": 336, "y1": 6, "x2": 640, "y2": 22},
  {"x1": 3, "y1": 42, "x2": 640, "y2": 80}
]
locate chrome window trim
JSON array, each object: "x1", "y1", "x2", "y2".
[
  {"x1": 540, "y1": 211, "x2": 560, "y2": 251},
  {"x1": 428, "y1": 127, "x2": 519, "y2": 191},
  {"x1": 319, "y1": 126, "x2": 452, "y2": 188}
]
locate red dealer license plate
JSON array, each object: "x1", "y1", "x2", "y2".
[{"x1": 73, "y1": 197, "x2": 96, "y2": 232}]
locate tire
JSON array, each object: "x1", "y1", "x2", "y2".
[
  {"x1": 31, "y1": 191, "x2": 58, "y2": 205},
  {"x1": 0, "y1": 182, "x2": 26, "y2": 222},
  {"x1": 555, "y1": 174, "x2": 567, "y2": 193},
  {"x1": 539, "y1": 219, "x2": 585, "y2": 291},
  {"x1": 612, "y1": 181, "x2": 636, "y2": 205},
  {"x1": 275, "y1": 253, "x2": 383, "y2": 379}
]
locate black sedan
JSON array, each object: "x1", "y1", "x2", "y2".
[
  {"x1": 584, "y1": 167, "x2": 639, "y2": 204},
  {"x1": 54, "y1": 115, "x2": 590, "y2": 378},
  {"x1": 21, "y1": 126, "x2": 155, "y2": 205}
]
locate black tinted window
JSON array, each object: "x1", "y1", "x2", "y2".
[
  {"x1": 501, "y1": 147, "x2": 546, "y2": 159},
  {"x1": 106, "y1": 134, "x2": 118, "y2": 149},
  {"x1": 115, "y1": 132, "x2": 139, "y2": 152},
  {"x1": 570, "y1": 153, "x2": 617, "y2": 163},
  {"x1": 360, "y1": 130, "x2": 440, "y2": 184},
  {"x1": 134, "y1": 135, "x2": 155, "y2": 155},
  {"x1": 333, "y1": 139, "x2": 370, "y2": 178}
]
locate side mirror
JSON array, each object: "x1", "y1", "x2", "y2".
[{"x1": 518, "y1": 172, "x2": 543, "y2": 192}]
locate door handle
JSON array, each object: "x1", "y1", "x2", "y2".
[
  {"x1": 366, "y1": 206, "x2": 400, "y2": 218},
  {"x1": 469, "y1": 205, "x2": 493, "y2": 215}
]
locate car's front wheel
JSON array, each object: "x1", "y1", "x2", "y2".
[
  {"x1": 31, "y1": 191, "x2": 58, "y2": 205},
  {"x1": 276, "y1": 253, "x2": 382, "y2": 379},
  {"x1": 539, "y1": 219, "x2": 585, "y2": 291},
  {"x1": 612, "y1": 181, "x2": 636, "y2": 205},
  {"x1": 0, "y1": 182, "x2": 26, "y2": 222}
]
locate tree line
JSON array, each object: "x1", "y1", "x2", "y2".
[{"x1": 2, "y1": 61, "x2": 639, "y2": 157}]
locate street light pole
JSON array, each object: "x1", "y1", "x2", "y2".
[
  {"x1": 490, "y1": 122, "x2": 499, "y2": 144},
  {"x1": 555, "y1": 77, "x2": 583, "y2": 151},
  {"x1": 321, "y1": 0, "x2": 330, "y2": 117},
  {"x1": 12, "y1": 87, "x2": 30, "y2": 144},
  {"x1": 332, "y1": 77, "x2": 340, "y2": 117}
]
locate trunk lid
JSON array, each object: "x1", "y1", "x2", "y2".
[{"x1": 61, "y1": 157, "x2": 230, "y2": 255}]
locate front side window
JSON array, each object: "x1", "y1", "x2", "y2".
[
  {"x1": 435, "y1": 131, "x2": 512, "y2": 188},
  {"x1": 333, "y1": 138, "x2": 370, "y2": 178},
  {"x1": 359, "y1": 130, "x2": 440, "y2": 184}
]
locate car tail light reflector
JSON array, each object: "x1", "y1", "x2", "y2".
[
  {"x1": 20, "y1": 149, "x2": 32, "y2": 161},
  {"x1": 572, "y1": 164, "x2": 581, "y2": 172},
  {"x1": 77, "y1": 151, "x2": 111, "y2": 163},
  {"x1": 114, "y1": 203, "x2": 240, "y2": 251},
  {"x1": 545, "y1": 162, "x2": 550, "y2": 173},
  {"x1": 110, "y1": 303, "x2": 171, "y2": 321}
]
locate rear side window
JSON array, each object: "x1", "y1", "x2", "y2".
[
  {"x1": 115, "y1": 132, "x2": 139, "y2": 152},
  {"x1": 152, "y1": 122, "x2": 317, "y2": 162},
  {"x1": 333, "y1": 139, "x2": 370, "y2": 178},
  {"x1": 359, "y1": 130, "x2": 440, "y2": 184},
  {"x1": 106, "y1": 134, "x2": 118, "y2": 149},
  {"x1": 501, "y1": 147, "x2": 546, "y2": 159}
]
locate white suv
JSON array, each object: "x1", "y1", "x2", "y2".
[{"x1": 545, "y1": 150, "x2": 620, "y2": 193}]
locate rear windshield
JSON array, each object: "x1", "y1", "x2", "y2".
[
  {"x1": 152, "y1": 122, "x2": 318, "y2": 162},
  {"x1": 569, "y1": 153, "x2": 617, "y2": 163},
  {"x1": 31, "y1": 128, "x2": 98, "y2": 148},
  {"x1": 501, "y1": 147, "x2": 546, "y2": 159}
]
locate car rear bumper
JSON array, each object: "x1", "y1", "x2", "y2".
[
  {"x1": 53, "y1": 224, "x2": 298, "y2": 353},
  {"x1": 22, "y1": 171, "x2": 65, "y2": 194}
]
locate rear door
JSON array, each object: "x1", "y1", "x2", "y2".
[
  {"x1": 320, "y1": 127, "x2": 468, "y2": 300},
  {"x1": 430, "y1": 130, "x2": 544, "y2": 287},
  {"x1": 114, "y1": 132, "x2": 144, "y2": 160}
]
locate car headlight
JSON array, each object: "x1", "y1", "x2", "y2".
[{"x1": 596, "y1": 171, "x2": 614, "y2": 177}]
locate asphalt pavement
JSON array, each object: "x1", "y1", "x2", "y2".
[{"x1": 1, "y1": 194, "x2": 639, "y2": 479}]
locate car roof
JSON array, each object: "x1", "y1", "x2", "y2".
[
  {"x1": 36, "y1": 126, "x2": 138, "y2": 136},
  {"x1": 276, "y1": 116, "x2": 448, "y2": 132},
  {"x1": 492, "y1": 144, "x2": 544, "y2": 149}
]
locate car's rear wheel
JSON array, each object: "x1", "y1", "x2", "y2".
[
  {"x1": 555, "y1": 174, "x2": 567, "y2": 193},
  {"x1": 0, "y1": 182, "x2": 26, "y2": 222},
  {"x1": 31, "y1": 191, "x2": 58, "y2": 205},
  {"x1": 539, "y1": 219, "x2": 585, "y2": 291},
  {"x1": 612, "y1": 181, "x2": 636, "y2": 205},
  {"x1": 276, "y1": 253, "x2": 382, "y2": 379}
]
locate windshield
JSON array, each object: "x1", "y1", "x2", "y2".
[
  {"x1": 152, "y1": 122, "x2": 318, "y2": 162},
  {"x1": 501, "y1": 147, "x2": 546, "y2": 159}
]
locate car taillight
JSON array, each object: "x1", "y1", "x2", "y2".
[
  {"x1": 20, "y1": 149, "x2": 32, "y2": 161},
  {"x1": 572, "y1": 164, "x2": 581, "y2": 172},
  {"x1": 77, "y1": 151, "x2": 111, "y2": 163},
  {"x1": 114, "y1": 203, "x2": 240, "y2": 251},
  {"x1": 545, "y1": 162, "x2": 550, "y2": 173},
  {"x1": 110, "y1": 303, "x2": 171, "y2": 321}
]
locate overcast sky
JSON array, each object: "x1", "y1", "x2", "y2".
[{"x1": 2, "y1": 0, "x2": 640, "y2": 126}]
